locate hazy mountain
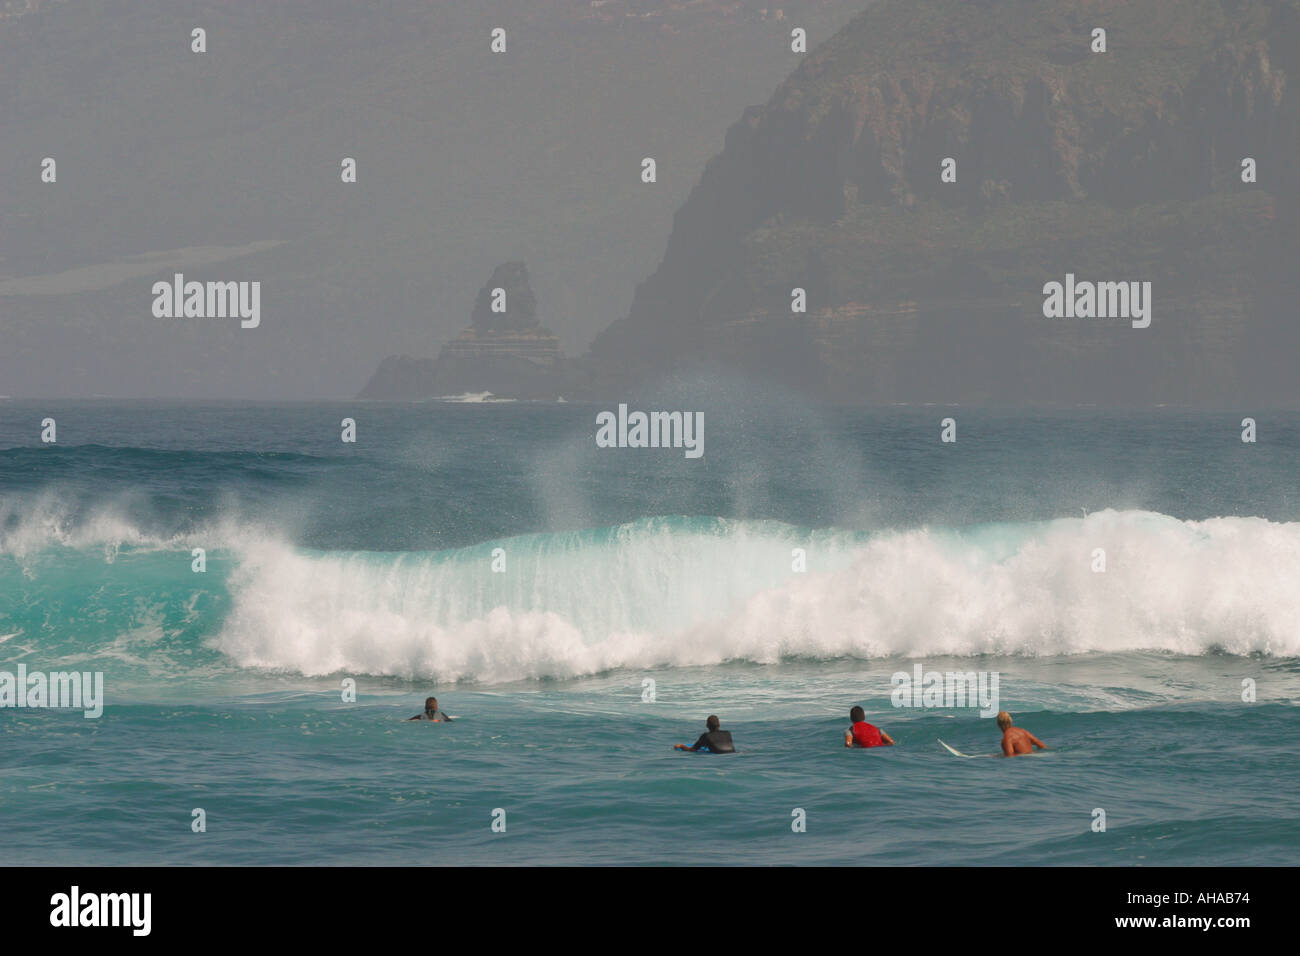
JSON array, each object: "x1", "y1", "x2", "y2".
[{"x1": 588, "y1": 0, "x2": 1300, "y2": 405}]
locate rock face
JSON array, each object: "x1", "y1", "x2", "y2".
[
  {"x1": 356, "y1": 355, "x2": 436, "y2": 400},
  {"x1": 587, "y1": 0, "x2": 1300, "y2": 404},
  {"x1": 359, "y1": 262, "x2": 564, "y2": 400}
]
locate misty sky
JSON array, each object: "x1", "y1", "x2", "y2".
[{"x1": 0, "y1": 0, "x2": 868, "y2": 399}]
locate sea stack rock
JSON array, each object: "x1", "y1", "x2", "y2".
[
  {"x1": 430, "y1": 262, "x2": 563, "y2": 399},
  {"x1": 469, "y1": 262, "x2": 538, "y2": 332},
  {"x1": 357, "y1": 262, "x2": 566, "y2": 400}
]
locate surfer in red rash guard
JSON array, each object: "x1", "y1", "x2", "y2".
[{"x1": 844, "y1": 706, "x2": 895, "y2": 748}]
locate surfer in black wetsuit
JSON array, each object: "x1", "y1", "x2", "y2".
[
  {"x1": 409, "y1": 696, "x2": 453, "y2": 722},
  {"x1": 675, "y1": 714, "x2": 735, "y2": 753}
]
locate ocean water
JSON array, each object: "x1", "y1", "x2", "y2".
[{"x1": 2, "y1": 397, "x2": 1299, "y2": 865}]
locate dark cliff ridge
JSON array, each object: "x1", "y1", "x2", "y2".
[
  {"x1": 358, "y1": 262, "x2": 565, "y2": 400},
  {"x1": 587, "y1": 0, "x2": 1300, "y2": 404}
]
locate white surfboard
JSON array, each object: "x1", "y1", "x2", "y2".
[
  {"x1": 937, "y1": 738, "x2": 1001, "y2": 758},
  {"x1": 937, "y1": 738, "x2": 975, "y2": 757}
]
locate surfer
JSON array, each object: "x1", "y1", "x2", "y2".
[
  {"x1": 844, "y1": 706, "x2": 895, "y2": 748},
  {"x1": 409, "y1": 696, "x2": 453, "y2": 722},
  {"x1": 674, "y1": 715, "x2": 735, "y2": 753},
  {"x1": 995, "y1": 711, "x2": 1045, "y2": 756}
]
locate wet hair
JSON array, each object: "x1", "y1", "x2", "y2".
[
  {"x1": 850, "y1": 706, "x2": 865, "y2": 722},
  {"x1": 706, "y1": 715, "x2": 720, "y2": 731},
  {"x1": 996, "y1": 711, "x2": 1012, "y2": 730},
  {"x1": 425, "y1": 697, "x2": 438, "y2": 710}
]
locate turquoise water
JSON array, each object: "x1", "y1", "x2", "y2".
[{"x1": 2, "y1": 399, "x2": 1299, "y2": 865}]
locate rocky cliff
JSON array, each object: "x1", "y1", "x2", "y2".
[{"x1": 587, "y1": 0, "x2": 1300, "y2": 404}]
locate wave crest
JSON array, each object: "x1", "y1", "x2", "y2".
[{"x1": 210, "y1": 510, "x2": 1300, "y2": 681}]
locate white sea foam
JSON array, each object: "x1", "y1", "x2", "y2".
[
  {"x1": 434, "y1": 392, "x2": 517, "y2": 403},
  {"x1": 7, "y1": 502, "x2": 1298, "y2": 680},
  {"x1": 208, "y1": 510, "x2": 1300, "y2": 682}
]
